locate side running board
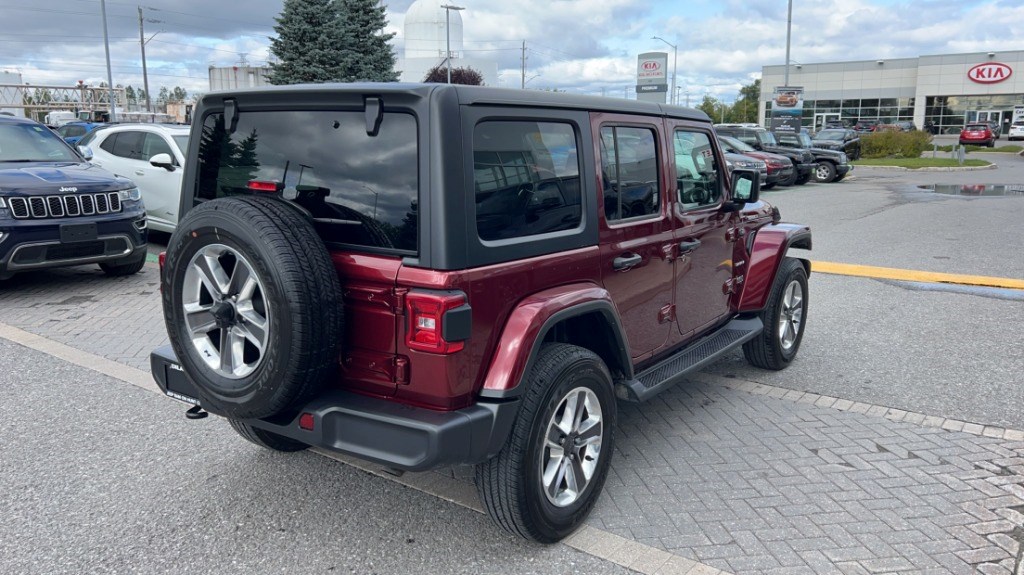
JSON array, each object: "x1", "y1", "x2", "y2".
[{"x1": 617, "y1": 317, "x2": 763, "y2": 402}]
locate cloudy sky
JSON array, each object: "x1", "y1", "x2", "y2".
[{"x1": 1, "y1": 0, "x2": 1022, "y2": 101}]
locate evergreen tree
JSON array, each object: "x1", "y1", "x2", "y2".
[
  {"x1": 268, "y1": 0, "x2": 397, "y2": 85},
  {"x1": 336, "y1": 0, "x2": 398, "y2": 82},
  {"x1": 158, "y1": 86, "x2": 170, "y2": 102},
  {"x1": 125, "y1": 85, "x2": 136, "y2": 105}
]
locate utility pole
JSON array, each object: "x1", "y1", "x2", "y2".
[
  {"x1": 651, "y1": 36, "x2": 678, "y2": 105},
  {"x1": 138, "y1": 7, "x2": 151, "y2": 112},
  {"x1": 521, "y1": 41, "x2": 527, "y2": 89},
  {"x1": 100, "y1": 0, "x2": 116, "y2": 121}
]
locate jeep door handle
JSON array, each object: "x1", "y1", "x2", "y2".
[
  {"x1": 678, "y1": 239, "x2": 702, "y2": 253},
  {"x1": 612, "y1": 253, "x2": 642, "y2": 271},
  {"x1": 134, "y1": 170, "x2": 145, "y2": 176}
]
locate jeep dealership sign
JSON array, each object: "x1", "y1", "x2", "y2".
[{"x1": 968, "y1": 62, "x2": 1012, "y2": 84}]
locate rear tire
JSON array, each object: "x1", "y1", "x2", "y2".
[
  {"x1": 229, "y1": 419, "x2": 308, "y2": 452},
  {"x1": 743, "y1": 257, "x2": 808, "y2": 370},
  {"x1": 475, "y1": 344, "x2": 616, "y2": 543}
]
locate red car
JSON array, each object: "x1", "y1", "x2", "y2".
[{"x1": 960, "y1": 123, "x2": 995, "y2": 147}]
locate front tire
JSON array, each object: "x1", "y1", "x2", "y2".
[
  {"x1": 743, "y1": 257, "x2": 808, "y2": 370},
  {"x1": 813, "y1": 161, "x2": 836, "y2": 183},
  {"x1": 475, "y1": 344, "x2": 616, "y2": 543},
  {"x1": 99, "y1": 254, "x2": 146, "y2": 277}
]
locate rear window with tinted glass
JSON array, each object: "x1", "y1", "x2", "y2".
[
  {"x1": 196, "y1": 111, "x2": 418, "y2": 254},
  {"x1": 473, "y1": 121, "x2": 582, "y2": 242}
]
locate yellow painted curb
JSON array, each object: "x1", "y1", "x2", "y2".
[{"x1": 811, "y1": 261, "x2": 1024, "y2": 290}]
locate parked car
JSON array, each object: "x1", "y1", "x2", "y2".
[
  {"x1": 894, "y1": 121, "x2": 917, "y2": 132},
  {"x1": 986, "y1": 121, "x2": 1002, "y2": 139},
  {"x1": 1008, "y1": 121, "x2": 1024, "y2": 141},
  {"x1": 79, "y1": 123, "x2": 189, "y2": 233},
  {"x1": 775, "y1": 131, "x2": 853, "y2": 182},
  {"x1": 959, "y1": 123, "x2": 995, "y2": 147},
  {"x1": 854, "y1": 119, "x2": 880, "y2": 133},
  {"x1": 56, "y1": 121, "x2": 105, "y2": 145},
  {"x1": 718, "y1": 135, "x2": 793, "y2": 189},
  {"x1": 714, "y1": 124, "x2": 816, "y2": 186},
  {"x1": 149, "y1": 84, "x2": 812, "y2": 543},
  {"x1": 811, "y1": 128, "x2": 861, "y2": 160},
  {"x1": 824, "y1": 120, "x2": 850, "y2": 129},
  {"x1": 0, "y1": 115, "x2": 147, "y2": 280}
]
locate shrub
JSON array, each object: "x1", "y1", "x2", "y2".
[{"x1": 860, "y1": 131, "x2": 932, "y2": 159}]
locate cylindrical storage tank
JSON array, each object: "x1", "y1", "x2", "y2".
[{"x1": 404, "y1": 0, "x2": 463, "y2": 59}]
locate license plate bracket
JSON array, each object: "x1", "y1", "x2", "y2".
[{"x1": 60, "y1": 222, "x2": 98, "y2": 243}]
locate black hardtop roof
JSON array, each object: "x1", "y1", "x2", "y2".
[{"x1": 199, "y1": 82, "x2": 711, "y2": 123}]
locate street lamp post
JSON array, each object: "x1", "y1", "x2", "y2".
[
  {"x1": 784, "y1": 0, "x2": 793, "y2": 88},
  {"x1": 441, "y1": 4, "x2": 464, "y2": 84},
  {"x1": 651, "y1": 36, "x2": 677, "y2": 105}
]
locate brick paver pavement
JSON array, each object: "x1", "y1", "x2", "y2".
[{"x1": 2, "y1": 266, "x2": 1022, "y2": 574}]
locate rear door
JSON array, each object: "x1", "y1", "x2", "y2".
[
  {"x1": 136, "y1": 132, "x2": 182, "y2": 229},
  {"x1": 667, "y1": 121, "x2": 736, "y2": 340},
  {"x1": 593, "y1": 113, "x2": 675, "y2": 361}
]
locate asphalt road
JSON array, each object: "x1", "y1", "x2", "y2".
[
  {"x1": 0, "y1": 339, "x2": 631, "y2": 575},
  {"x1": 7, "y1": 150, "x2": 1023, "y2": 574},
  {"x1": 705, "y1": 151, "x2": 1024, "y2": 430}
]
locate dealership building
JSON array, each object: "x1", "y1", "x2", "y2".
[{"x1": 760, "y1": 50, "x2": 1024, "y2": 133}]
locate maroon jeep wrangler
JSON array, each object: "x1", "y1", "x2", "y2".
[{"x1": 151, "y1": 84, "x2": 810, "y2": 543}]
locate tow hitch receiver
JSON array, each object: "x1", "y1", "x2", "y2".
[{"x1": 185, "y1": 405, "x2": 208, "y2": 420}]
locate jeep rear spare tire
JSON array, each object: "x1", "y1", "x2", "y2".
[{"x1": 162, "y1": 196, "x2": 343, "y2": 419}]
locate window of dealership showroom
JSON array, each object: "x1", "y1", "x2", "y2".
[{"x1": 760, "y1": 51, "x2": 1023, "y2": 133}]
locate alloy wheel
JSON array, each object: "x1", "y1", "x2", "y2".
[
  {"x1": 777, "y1": 280, "x2": 804, "y2": 351},
  {"x1": 182, "y1": 244, "x2": 269, "y2": 379},
  {"x1": 540, "y1": 387, "x2": 604, "y2": 507}
]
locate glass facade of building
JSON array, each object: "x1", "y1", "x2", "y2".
[
  {"x1": 924, "y1": 94, "x2": 1024, "y2": 134},
  {"x1": 764, "y1": 98, "x2": 916, "y2": 129}
]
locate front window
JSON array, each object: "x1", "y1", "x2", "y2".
[
  {"x1": 673, "y1": 130, "x2": 721, "y2": 210},
  {"x1": 172, "y1": 135, "x2": 189, "y2": 154},
  {"x1": 759, "y1": 131, "x2": 779, "y2": 146},
  {"x1": 0, "y1": 122, "x2": 79, "y2": 163},
  {"x1": 197, "y1": 110, "x2": 418, "y2": 253},
  {"x1": 814, "y1": 130, "x2": 845, "y2": 141}
]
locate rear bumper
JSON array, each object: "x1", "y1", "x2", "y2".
[{"x1": 150, "y1": 345, "x2": 519, "y2": 471}]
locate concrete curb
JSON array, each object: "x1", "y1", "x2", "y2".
[{"x1": 852, "y1": 163, "x2": 997, "y2": 171}]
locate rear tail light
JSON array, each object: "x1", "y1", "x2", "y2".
[{"x1": 405, "y1": 291, "x2": 470, "y2": 354}]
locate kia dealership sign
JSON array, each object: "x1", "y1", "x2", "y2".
[
  {"x1": 636, "y1": 52, "x2": 668, "y2": 103},
  {"x1": 967, "y1": 62, "x2": 1012, "y2": 84}
]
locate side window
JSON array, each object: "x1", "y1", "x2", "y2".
[
  {"x1": 599, "y1": 126, "x2": 660, "y2": 222},
  {"x1": 98, "y1": 132, "x2": 117, "y2": 154},
  {"x1": 672, "y1": 130, "x2": 721, "y2": 210},
  {"x1": 142, "y1": 133, "x2": 174, "y2": 162},
  {"x1": 110, "y1": 131, "x2": 145, "y2": 160},
  {"x1": 473, "y1": 121, "x2": 581, "y2": 242}
]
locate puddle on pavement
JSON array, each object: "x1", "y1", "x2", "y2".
[{"x1": 921, "y1": 184, "x2": 1024, "y2": 197}]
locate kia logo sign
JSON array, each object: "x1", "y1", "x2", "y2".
[
  {"x1": 641, "y1": 61, "x2": 661, "y2": 71},
  {"x1": 968, "y1": 62, "x2": 1012, "y2": 84}
]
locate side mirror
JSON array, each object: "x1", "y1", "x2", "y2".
[
  {"x1": 77, "y1": 145, "x2": 93, "y2": 161},
  {"x1": 731, "y1": 169, "x2": 760, "y2": 205},
  {"x1": 149, "y1": 153, "x2": 175, "y2": 171}
]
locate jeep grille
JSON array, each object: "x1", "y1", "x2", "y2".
[{"x1": 8, "y1": 193, "x2": 122, "y2": 219}]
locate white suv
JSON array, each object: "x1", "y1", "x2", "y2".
[
  {"x1": 79, "y1": 124, "x2": 189, "y2": 233},
  {"x1": 1009, "y1": 121, "x2": 1024, "y2": 142}
]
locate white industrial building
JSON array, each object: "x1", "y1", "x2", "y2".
[
  {"x1": 397, "y1": 0, "x2": 497, "y2": 85},
  {"x1": 209, "y1": 66, "x2": 272, "y2": 91},
  {"x1": 761, "y1": 50, "x2": 1024, "y2": 134}
]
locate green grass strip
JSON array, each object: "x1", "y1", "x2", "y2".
[{"x1": 851, "y1": 158, "x2": 991, "y2": 169}]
